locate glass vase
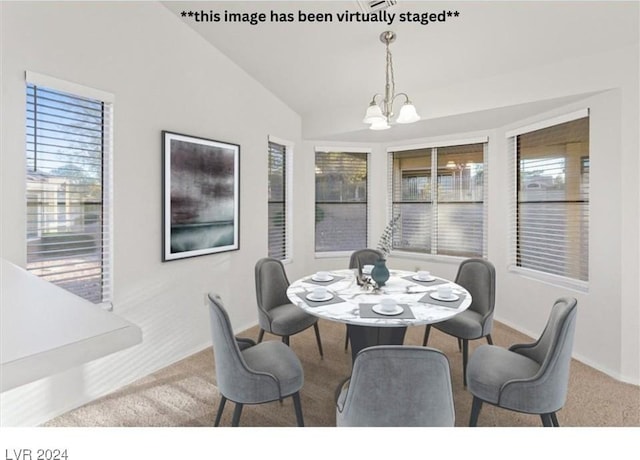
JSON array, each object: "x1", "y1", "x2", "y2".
[{"x1": 371, "y1": 259, "x2": 390, "y2": 287}]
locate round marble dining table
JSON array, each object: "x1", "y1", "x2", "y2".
[{"x1": 286, "y1": 268, "x2": 472, "y2": 362}]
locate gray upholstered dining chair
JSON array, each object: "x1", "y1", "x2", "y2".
[
  {"x1": 349, "y1": 248, "x2": 384, "y2": 272},
  {"x1": 422, "y1": 258, "x2": 496, "y2": 386},
  {"x1": 466, "y1": 297, "x2": 578, "y2": 427},
  {"x1": 255, "y1": 257, "x2": 323, "y2": 357},
  {"x1": 344, "y1": 248, "x2": 384, "y2": 350},
  {"x1": 207, "y1": 292, "x2": 305, "y2": 427},
  {"x1": 335, "y1": 346, "x2": 455, "y2": 427}
]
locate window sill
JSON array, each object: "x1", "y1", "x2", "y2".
[
  {"x1": 314, "y1": 251, "x2": 354, "y2": 259},
  {"x1": 508, "y1": 265, "x2": 589, "y2": 294},
  {"x1": 1, "y1": 259, "x2": 142, "y2": 392},
  {"x1": 389, "y1": 251, "x2": 470, "y2": 266}
]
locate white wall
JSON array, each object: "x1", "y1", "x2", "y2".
[{"x1": 0, "y1": 1, "x2": 302, "y2": 425}]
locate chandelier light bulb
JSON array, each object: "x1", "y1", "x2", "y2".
[
  {"x1": 396, "y1": 102, "x2": 420, "y2": 124},
  {"x1": 363, "y1": 102, "x2": 385, "y2": 124}
]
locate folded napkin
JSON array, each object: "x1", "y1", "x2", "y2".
[
  {"x1": 304, "y1": 274, "x2": 346, "y2": 286},
  {"x1": 418, "y1": 292, "x2": 466, "y2": 309},
  {"x1": 359, "y1": 303, "x2": 415, "y2": 319},
  {"x1": 402, "y1": 275, "x2": 448, "y2": 287}
]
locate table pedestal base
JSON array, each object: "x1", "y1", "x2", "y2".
[{"x1": 347, "y1": 324, "x2": 407, "y2": 364}]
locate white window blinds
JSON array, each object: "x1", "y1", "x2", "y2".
[
  {"x1": 268, "y1": 140, "x2": 288, "y2": 260},
  {"x1": 510, "y1": 114, "x2": 589, "y2": 282},
  {"x1": 26, "y1": 79, "x2": 112, "y2": 304},
  {"x1": 390, "y1": 148, "x2": 433, "y2": 253},
  {"x1": 436, "y1": 143, "x2": 486, "y2": 257},
  {"x1": 315, "y1": 151, "x2": 368, "y2": 252},
  {"x1": 389, "y1": 141, "x2": 487, "y2": 257}
]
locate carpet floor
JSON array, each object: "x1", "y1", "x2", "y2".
[{"x1": 44, "y1": 319, "x2": 640, "y2": 427}]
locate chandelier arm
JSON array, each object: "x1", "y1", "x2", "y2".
[
  {"x1": 392, "y1": 92, "x2": 412, "y2": 104},
  {"x1": 369, "y1": 93, "x2": 384, "y2": 105},
  {"x1": 382, "y1": 93, "x2": 412, "y2": 121}
]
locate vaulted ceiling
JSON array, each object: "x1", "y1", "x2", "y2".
[{"x1": 163, "y1": 1, "x2": 638, "y2": 140}]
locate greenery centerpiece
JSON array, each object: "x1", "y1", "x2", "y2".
[{"x1": 376, "y1": 215, "x2": 399, "y2": 260}]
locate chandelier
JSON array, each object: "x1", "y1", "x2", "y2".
[{"x1": 363, "y1": 31, "x2": 420, "y2": 130}]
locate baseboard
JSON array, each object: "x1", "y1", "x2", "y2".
[{"x1": 30, "y1": 340, "x2": 213, "y2": 427}]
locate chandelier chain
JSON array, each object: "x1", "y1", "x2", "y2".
[{"x1": 385, "y1": 40, "x2": 395, "y2": 119}]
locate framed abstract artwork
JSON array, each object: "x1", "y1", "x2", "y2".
[{"x1": 162, "y1": 131, "x2": 240, "y2": 261}]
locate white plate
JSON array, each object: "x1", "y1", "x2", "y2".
[
  {"x1": 412, "y1": 274, "x2": 435, "y2": 282},
  {"x1": 306, "y1": 292, "x2": 333, "y2": 302},
  {"x1": 429, "y1": 292, "x2": 460, "y2": 302},
  {"x1": 372, "y1": 304, "x2": 404, "y2": 316},
  {"x1": 311, "y1": 275, "x2": 334, "y2": 282}
]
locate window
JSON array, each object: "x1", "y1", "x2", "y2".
[
  {"x1": 389, "y1": 140, "x2": 487, "y2": 257},
  {"x1": 315, "y1": 150, "x2": 368, "y2": 253},
  {"x1": 511, "y1": 113, "x2": 589, "y2": 282},
  {"x1": 26, "y1": 72, "x2": 113, "y2": 304},
  {"x1": 268, "y1": 138, "x2": 290, "y2": 261}
]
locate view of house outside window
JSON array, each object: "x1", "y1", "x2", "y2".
[
  {"x1": 515, "y1": 116, "x2": 590, "y2": 281},
  {"x1": 390, "y1": 142, "x2": 486, "y2": 257},
  {"x1": 26, "y1": 82, "x2": 112, "y2": 304}
]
